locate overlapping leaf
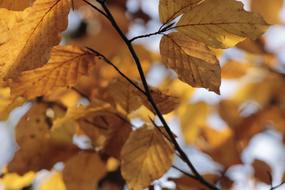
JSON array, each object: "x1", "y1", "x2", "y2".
[
  {"x1": 8, "y1": 103, "x2": 78, "y2": 175},
  {"x1": 63, "y1": 152, "x2": 106, "y2": 190},
  {"x1": 10, "y1": 45, "x2": 95, "y2": 98},
  {"x1": 0, "y1": 0, "x2": 70, "y2": 81},
  {"x1": 121, "y1": 126, "x2": 174, "y2": 190},
  {"x1": 176, "y1": 0, "x2": 269, "y2": 48},
  {"x1": 160, "y1": 32, "x2": 221, "y2": 93},
  {"x1": 0, "y1": 0, "x2": 35, "y2": 10},
  {"x1": 159, "y1": 0, "x2": 204, "y2": 23}
]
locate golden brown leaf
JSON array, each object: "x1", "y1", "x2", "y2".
[
  {"x1": 121, "y1": 126, "x2": 174, "y2": 190},
  {"x1": 8, "y1": 103, "x2": 78, "y2": 175},
  {"x1": 251, "y1": 0, "x2": 283, "y2": 24},
  {"x1": 0, "y1": 0, "x2": 34, "y2": 10},
  {"x1": 0, "y1": 0, "x2": 70, "y2": 80},
  {"x1": 63, "y1": 152, "x2": 107, "y2": 190},
  {"x1": 160, "y1": 32, "x2": 221, "y2": 93},
  {"x1": 221, "y1": 60, "x2": 250, "y2": 79},
  {"x1": 176, "y1": 0, "x2": 269, "y2": 48},
  {"x1": 10, "y1": 45, "x2": 95, "y2": 98},
  {"x1": 252, "y1": 159, "x2": 272, "y2": 184},
  {"x1": 104, "y1": 78, "x2": 179, "y2": 114},
  {"x1": 0, "y1": 8, "x2": 26, "y2": 46},
  {"x1": 159, "y1": 0, "x2": 204, "y2": 23}
]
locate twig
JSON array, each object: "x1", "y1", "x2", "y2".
[
  {"x1": 271, "y1": 181, "x2": 285, "y2": 190},
  {"x1": 82, "y1": 0, "x2": 108, "y2": 18},
  {"x1": 86, "y1": 1, "x2": 219, "y2": 190},
  {"x1": 130, "y1": 22, "x2": 175, "y2": 42},
  {"x1": 97, "y1": 2, "x2": 219, "y2": 190},
  {"x1": 86, "y1": 47, "x2": 146, "y2": 95},
  {"x1": 172, "y1": 165, "x2": 197, "y2": 180}
]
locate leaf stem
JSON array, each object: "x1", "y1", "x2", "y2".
[{"x1": 97, "y1": 2, "x2": 219, "y2": 190}]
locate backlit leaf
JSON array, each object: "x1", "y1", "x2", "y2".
[
  {"x1": 0, "y1": 0, "x2": 70, "y2": 80},
  {"x1": 10, "y1": 45, "x2": 95, "y2": 99},
  {"x1": 176, "y1": 0, "x2": 269, "y2": 48},
  {"x1": 121, "y1": 126, "x2": 174, "y2": 189},
  {"x1": 160, "y1": 32, "x2": 221, "y2": 93}
]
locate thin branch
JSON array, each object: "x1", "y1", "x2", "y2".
[
  {"x1": 130, "y1": 30, "x2": 163, "y2": 42},
  {"x1": 86, "y1": 47, "x2": 146, "y2": 95},
  {"x1": 130, "y1": 23, "x2": 176, "y2": 42},
  {"x1": 97, "y1": 2, "x2": 219, "y2": 190},
  {"x1": 271, "y1": 181, "x2": 285, "y2": 190},
  {"x1": 172, "y1": 165, "x2": 197, "y2": 180},
  {"x1": 82, "y1": 0, "x2": 108, "y2": 18}
]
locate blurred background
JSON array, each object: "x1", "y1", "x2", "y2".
[{"x1": 1, "y1": 0, "x2": 285, "y2": 189}]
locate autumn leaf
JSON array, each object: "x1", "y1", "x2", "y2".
[
  {"x1": 252, "y1": 159, "x2": 272, "y2": 184},
  {"x1": 160, "y1": 32, "x2": 221, "y2": 93},
  {"x1": 8, "y1": 103, "x2": 79, "y2": 175},
  {"x1": 10, "y1": 45, "x2": 96, "y2": 98},
  {"x1": 0, "y1": 0, "x2": 35, "y2": 10},
  {"x1": 0, "y1": 172, "x2": 35, "y2": 190},
  {"x1": 121, "y1": 126, "x2": 174, "y2": 190},
  {"x1": 221, "y1": 60, "x2": 250, "y2": 79},
  {"x1": 251, "y1": 0, "x2": 283, "y2": 24},
  {"x1": 63, "y1": 152, "x2": 107, "y2": 190},
  {"x1": 0, "y1": 8, "x2": 27, "y2": 46},
  {"x1": 159, "y1": 0, "x2": 204, "y2": 24},
  {"x1": 104, "y1": 78, "x2": 179, "y2": 114},
  {"x1": 39, "y1": 172, "x2": 66, "y2": 190},
  {"x1": 0, "y1": 0, "x2": 70, "y2": 81},
  {"x1": 176, "y1": 0, "x2": 269, "y2": 48}
]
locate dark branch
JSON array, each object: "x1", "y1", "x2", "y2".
[
  {"x1": 82, "y1": 0, "x2": 108, "y2": 18},
  {"x1": 99, "y1": 2, "x2": 219, "y2": 190},
  {"x1": 271, "y1": 181, "x2": 285, "y2": 190},
  {"x1": 86, "y1": 47, "x2": 146, "y2": 95},
  {"x1": 86, "y1": 1, "x2": 219, "y2": 190},
  {"x1": 172, "y1": 165, "x2": 197, "y2": 180}
]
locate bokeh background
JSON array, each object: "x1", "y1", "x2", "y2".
[{"x1": 1, "y1": 0, "x2": 285, "y2": 189}]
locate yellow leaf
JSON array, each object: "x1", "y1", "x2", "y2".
[
  {"x1": 251, "y1": 0, "x2": 283, "y2": 24},
  {"x1": 0, "y1": 172, "x2": 35, "y2": 190},
  {"x1": 63, "y1": 152, "x2": 107, "y2": 190},
  {"x1": 176, "y1": 0, "x2": 269, "y2": 48},
  {"x1": 0, "y1": 87, "x2": 25, "y2": 121},
  {"x1": 221, "y1": 59, "x2": 250, "y2": 79},
  {"x1": 39, "y1": 172, "x2": 66, "y2": 190},
  {"x1": 178, "y1": 102, "x2": 209, "y2": 144},
  {"x1": 0, "y1": 0, "x2": 70, "y2": 80},
  {"x1": 121, "y1": 126, "x2": 174, "y2": 190},
  {"x1": 0, "y1": 0, "x2": 34, "y2": 10},
  {"x1": 160, "y1": 32, "x2": 221, "y2": 93},
  {"x1": 159, "y1": 0, "x2": 204, "y2": 24},
  {"x1": 0, "y1": 8, "x2": 26, "y2": 46},
  {"x1": 10, "y1": 45, "x2": 95, "y2": 98}
]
